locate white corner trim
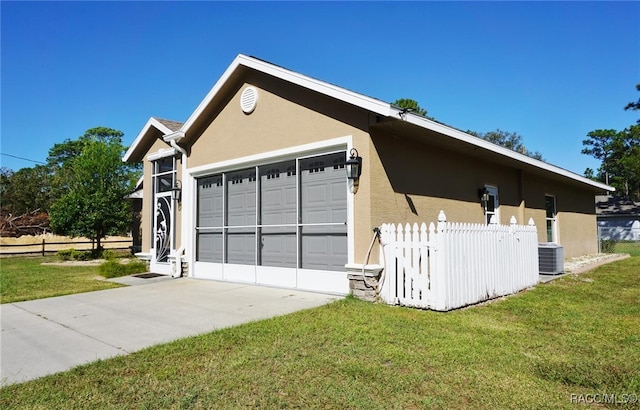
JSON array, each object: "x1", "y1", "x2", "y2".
[{"x1": 147, "y1": 148, "x2": 177, "y2": 162}]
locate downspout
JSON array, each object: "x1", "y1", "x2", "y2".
[{"x1": 166, "y1": 133, "x2": 188, "y2": 277}]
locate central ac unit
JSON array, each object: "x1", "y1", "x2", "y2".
[{"x1": 538, "y1": 243, "x2": 564, "y2": 275}]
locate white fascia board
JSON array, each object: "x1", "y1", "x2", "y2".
[
  {"x1": 163, "y1": 131, "x2": 185, "y2": 142},
  {"x1": 181, "y1": 54, "x2": 392, "y2": 134},
  {"x1": 393, "y1": 108, "x2": 615, "y2": 192},
  {"x1": 179, "y1": 53, "x2": 612, "y2": 193},
  {"x1": 123, "y1": 117, "x2": 176, "y2": 162},
  {"x1": 147, "y1": 148, "x2": 177, "y2": 162}
]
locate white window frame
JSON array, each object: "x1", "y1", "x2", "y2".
[
  {"x1": 545, "y1": 194, "x2": 558, "y2": 243},
  {"x1": 484, "y1": 185, "x2": 499, "y2": 224}
]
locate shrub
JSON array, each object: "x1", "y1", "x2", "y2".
[
  {"x1": 98, "y1": 259, "x2": 148, "y2": 279},
  {"x1": 601, "y1": 239, "x2": 618, "y2": 253},
  {"x1": 101, "y1": 249, "x2": 116, "y2": 260},
  {"x1": 57, "y1": 249, "x2": 74, "y2": 261}
]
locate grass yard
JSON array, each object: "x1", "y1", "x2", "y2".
[
  {"x1": 614, "y1": 241, "x2": 640, "y2": 257},
  {"x1": 1, "y1": 257, "x2": 638, "y2": 409},
  {"x1": 0, "y1": 256, "x2": 124, "y2": 303}
]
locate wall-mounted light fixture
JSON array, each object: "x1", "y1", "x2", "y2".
[
  {"x1": 171, "y1": 180, "x2": 182, "y2": 202},
  {"x1": 478, "y1": 187, "x2": 489, "y2": 207},
  {"x1": 345, "y1": 148, "x2": 362, "y2": 194}
]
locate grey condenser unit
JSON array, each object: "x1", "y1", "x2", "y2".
[{"x1": 538, "y1": 243, "x2": 564, "y2": 275}]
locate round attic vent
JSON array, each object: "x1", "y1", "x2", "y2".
[{"x1": 240, "y1": 86, "x2": 258, "y2": 114}]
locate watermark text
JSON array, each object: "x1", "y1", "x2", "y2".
[{"x1": 570, "y1": 393, "x2": 637, "y2": 405}]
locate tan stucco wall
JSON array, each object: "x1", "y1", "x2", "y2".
[
  {"x1": 136, "y1": 75, "x2": 598, "y2": 265},
  {"x1": 188, "y1": 79, "x2": 376, "y2": 262},
  {"x1": 523, "y1": 174, "x2": 598, "y2": 258},
  {"x1": 368, "y1": 129, "x2": 598, "y2": 260}
]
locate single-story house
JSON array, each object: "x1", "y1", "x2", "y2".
[
  {"x1": 123, "y1": 54, "x2": 613, "y2": 295},
  {"x1": 596, "y1": 195, "x2": 640, "y2": 240}
]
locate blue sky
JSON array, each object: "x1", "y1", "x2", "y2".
[{"x1": 2, "y1": 1, "x2": 638, "y2": 175}]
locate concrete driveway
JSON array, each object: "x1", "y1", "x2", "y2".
[{"x1": 1, "y1": 276, "x2": 339, "y2": 386}]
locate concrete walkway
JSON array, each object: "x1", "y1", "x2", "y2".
[{"x1": 1, "y1": 277, "x2": 339, "y2": 386}]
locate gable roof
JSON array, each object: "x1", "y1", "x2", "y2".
[
  {"x1": 123, "y1": 117, "x2": 183, "y2": 162},
  {"x1": 123, "y1": 54, "x2": 614, "y2": 192}
]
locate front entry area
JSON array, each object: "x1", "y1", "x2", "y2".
[{"x1": 193, "y1": 151, "x2": 349, "y2": 294}]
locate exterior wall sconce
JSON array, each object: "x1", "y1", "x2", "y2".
[
  {"x1": 171, "y1": 180, "x2": 182, "y2": 202},
  {"x1": 345, "y1": 148, "x2": 362, "y2": 194},
  {"x1": 478, "y1": 187, "x2": 489, "y2": 207}
]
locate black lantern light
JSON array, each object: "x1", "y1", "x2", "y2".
[
  {"x1": 345, "y1": 148, "x2": 362, "y2": 181},
  {"x1": 171, "y1": 180, "x2": 182, "y2": 202}
]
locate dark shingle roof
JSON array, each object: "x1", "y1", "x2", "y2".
[
  {"x1": 155, "y1": 118, "x2": 184, "y2": 132},
  {"x1": 596, "y1": 195, "x2": 640, "y2": 216}
]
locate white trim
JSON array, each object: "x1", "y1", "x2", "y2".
[
  {"x1": 128, "y1": 54, "x2": 614, "y2": 192},
  {"x1": 181, "y1": 55, "x2": 392, "y2": 135},
  {"x1": 484, "y1": 185, "x2": 499, "y2": 224},
  {"x1": 188, "y1": 136, "x2": 352, "y2": 177},
  {"x1": 186, "y1": 136, "x2": 354, "y2": 293},
  {"x1": 123, "y1": 117, "x2": 176, "y2": 162},
  {"x1": 163, "y1": 131, "x2": 185, "y2": 142},
  {"x1": 545, "y1": 194, "x2": 558, "y2": 243},
  {"x1": 395, "y1": 108, "x2": 614, "y2": 192},
  {"x1": 181, "y1": 54, "x2": 613, "y2": 192},
  {"x1": 147, "y1": 148, "x2": 177, "y2": 162}
]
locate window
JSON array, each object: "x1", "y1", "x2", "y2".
[
  {"x1": 484, "y1": 186, "x2": 499, "y2": 224},
  {"x1": 545, "y1": 195, "x2": 557, "y2": 242}
]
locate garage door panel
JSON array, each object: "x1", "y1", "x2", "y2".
[
  {"x1": 260, "y1": 229, "x2": 296, "y2": 268},
  {"x1": 260, "y1": 161, "x2": 296, "y2": 226},
  {"x1": 226, "y1": 229, "x2": 255, "y2": 265},
  {"x1": 197, "y1": 231, "x2": 223, "y2": 263}
]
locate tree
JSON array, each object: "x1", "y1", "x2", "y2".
[
  {"x1": 581, "y1": 129, "x2": 619, "y2": 186},
  {"x1": 0, "y1": 165, "x2": 52, "y2": 214},
  {"x1": 582, "y1": 85, "x2": 640, "y2": 199},
  {"x1": 47, "y1": 127, "x2": 128, "y2": 202},
  {"x1": 49, "y1": 128, "x2": 139, "y2": 252},
  {"x1": 624, "y1": 83, "x2": 640, "y2": 122},
  {"x1": 468, "y1": 129, "x2": 545, "y2": 161},
  {"x1": 393, "y1": 98, "x2": 428, "y2": 117}
]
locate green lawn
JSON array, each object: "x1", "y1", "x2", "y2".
[
  {"x1": 1, "y1": 257, "x2": 638, "y2": 409},
  {"x1": 614, "y1": 241, "x2": 640, "y2": 257},
  {"x1": 0, "y1": 256, "x2": 124, "y2": 303}
]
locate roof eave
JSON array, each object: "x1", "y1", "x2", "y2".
[
  {"x1": 394, "y1": 109, "x2": 615, "y2": 192},
  {"x1": 123, "y1": 117, "x2": 176, "y2": 163}
]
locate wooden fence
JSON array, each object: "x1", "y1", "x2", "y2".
[
  {"x1": 0, "y1": 238, "x2": 134, "y2": 256},
  {"x1": 379, "y1": 211, "x2": 539, "y2": 311}
]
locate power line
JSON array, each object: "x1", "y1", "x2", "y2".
[{"x1": 0, "y1": 152, "x2": 46, "y2": 165}]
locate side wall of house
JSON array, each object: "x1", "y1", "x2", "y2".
[
  {"x1": 523, "y1": 175, "x2": 598, "y2": 258},
  {"x1": 368, "y1": 129, "x2": 598, "y2": 260}
]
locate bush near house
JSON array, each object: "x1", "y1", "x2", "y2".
[{"x1": 97, "y1": 258, "x2": 148, "y2": 278}]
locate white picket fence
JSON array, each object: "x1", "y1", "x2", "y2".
[{"x1": 379, "y1": 211, "x2": 539, "y2": 311}]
